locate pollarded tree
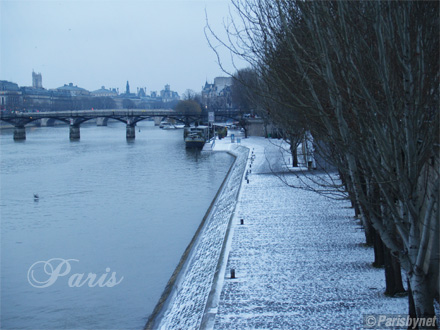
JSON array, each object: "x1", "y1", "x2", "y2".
[
  {"x1": 209, "y1": 0, "x2": 439, "y2": 321},
  {"x1": 298, "y1": 3, "x2": 439, "y2": 320}
]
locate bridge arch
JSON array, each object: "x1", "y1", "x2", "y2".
[
  {"x1": 96, "y1": 117, "x2": 109, "y2": 126},
  {"x1": 0, "y1": 109, "x2": 243, "y2": 140},
  {"x1": 40, "y1": 117, "x2": 70, "y2": 126}
]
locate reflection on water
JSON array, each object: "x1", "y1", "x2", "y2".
[{"x1": 0, "y1": 121, "x2": 233, "y2": 330}]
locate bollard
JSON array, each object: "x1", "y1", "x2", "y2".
[
  {"x1": 240, "y1": 219, "x2": 244, "y2": 225},
  {"x1": 230, "y1": 269, "x2": 236, "y2": 279}
]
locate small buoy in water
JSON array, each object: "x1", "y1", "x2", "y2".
[{"x1": 33, "y1": 194, "x2": 39, "y2": 201}]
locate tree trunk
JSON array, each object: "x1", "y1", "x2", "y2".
[
  {"x1": 383, "y1": 244, "x2": 406, "y2": 296},
  {"x1": 291, "y1": 144, "x2": 298, "y2": 167},
  {"x1": 391, "y1": 252, "x2": 405, "y2": 294},
  {"x1": 343, "y1": 170, "x2": 361, "y2": 217},
  {"x1": 372, "y1": 229, "x2": 385, "y2": 268},
  {"x1": 339, "y1": 169, "x2": 346, "y2": 187},
  {"x1": 354, "y1": 203, "x2": 361, "y2": 218},
  {"x1": 408, "y1": 279, "x2": 417, "y2": 321},
  {"x1": 407, "y1": 275, "x2": 437, "y2": 329},
  {"x1": 364, "y1": 217, "x2": 374, "y2": 247}
]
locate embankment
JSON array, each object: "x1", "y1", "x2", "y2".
[{"x1": 144, "y1": 144, "x2": 249, "y2": 330}]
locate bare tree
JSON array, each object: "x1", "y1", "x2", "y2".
[
  {"x1": 182, "y1": 89, "x2": 197, "y2": 101},
  {"x1": 208, "y1": 0, "x2": 439, "y2": 321}
]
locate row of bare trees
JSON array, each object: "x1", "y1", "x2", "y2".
[{"x1": 209, "y1": 0, "x2": 439, "y2": 324}]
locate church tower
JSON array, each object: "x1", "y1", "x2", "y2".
[
  {"x1": 32, "y1": 71, "x2": 42, "y2": 89},
  {"x1": 126, "y1": 81, "x2": 130, "y2": 94}
]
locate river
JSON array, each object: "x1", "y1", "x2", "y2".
[{"x1": 0, "y1": 121, "x2": 234, "y2": 330}]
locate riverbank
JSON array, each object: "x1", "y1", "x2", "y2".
[
  {"x1": 149, "y1": 132, "x2": 430, "y2": 329},
  {"x1": 146, "y1": 142, "x2": 248, "y2": 330}
]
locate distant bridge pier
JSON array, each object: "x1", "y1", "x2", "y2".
[
  {"x1": 0, "y1": 109, "x2": 216, "y2": 141},
  {"x1": 69, "y1": 118, "x2": 81, "y2": 140},
  {"x1": 70, "y1": 125, "x2": 80, "y2": 140},
  {"x1": 126, "y1": 120, "x2": 136, "y2": 139},
  {"x1": 13, "y1": 125, "x2": 26, "y2": 140}
]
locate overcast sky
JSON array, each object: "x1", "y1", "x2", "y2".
[{"x1": 1, "y1": 0, "x2": 246, "y2": 96}]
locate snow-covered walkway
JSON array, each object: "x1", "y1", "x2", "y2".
[
  {"x1": 152, "y1": 132, "x2": 410, "y2": 330},
  {"x1": 210, "y1": 134, "x2": 408, "y2": 329}
]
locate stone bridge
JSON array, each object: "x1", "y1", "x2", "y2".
[
  {"x1": 0, "y1": 109, "x2": 204, "y2": 140},
  {"x1": 1, "y1": 109, "x2": 243, "y2": 140}
]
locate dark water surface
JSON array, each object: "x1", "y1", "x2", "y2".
[{"x1": 0, "y1": 121, "x2": 233, "y2": 329}]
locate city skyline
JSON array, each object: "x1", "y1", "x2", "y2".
[
  {"x1": 25, "y1": 73, "x2": 185, "y2": 97},
  {"x1": 11, "y1": 70, "x2": 222, "y2": 97},
  {"x1": 1, "y1": 0, "x2": 246, "y2": 96}
]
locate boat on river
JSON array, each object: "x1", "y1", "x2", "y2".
[{"x1": 184, "y1": 126, "x2": 208, "y2": 149}]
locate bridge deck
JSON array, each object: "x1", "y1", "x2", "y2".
[{"x1": 0, "y1": 109, "x2": 177, "y2": 120}]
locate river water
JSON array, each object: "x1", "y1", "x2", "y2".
[{"x1": 0, "y1": 121, "x2": 234, "y2": 330}]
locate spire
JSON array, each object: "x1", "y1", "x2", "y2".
[{"x1": 126, "y1": 81, "x2": 130, "y2": 94}]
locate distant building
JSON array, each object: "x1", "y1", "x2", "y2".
[
  {"x1": 0, "y1": 80, "x2": 22, "y2": 112},
  {"x1": 160, "y1": 84, "x2": 179, "y2": 103},
  {"x1": 137, "y1": 87, "x2": 147, "y2": 98},
  {"x1": 0, "y1": 78, "x2": 73, "y2": 112},
  {"x1": 2, "y1": 73, "x2": 189, "y2": 112},
  {"x1": 202, "y1": 81, "x2": 215, "y2": 97},
  {"x1": 202, "y1": 77, "x2": 232, "y2": 97},
  {"x1": 32, "y1": 71, "x2": 43, "y2": 89},
  {"x1": 56, "y1": 83, "x2": 90, "y2": 97},
  {"x1": 118, "y1": 80, "x2": 137, "y2": 99},
  {"x1": 0, "y1": 80, "x2": 20, "y2": 92},
  {"x1": 21, "y1": 86, "x2": 71, "y2": 112},
  {"x1": 201, "y1": 76, "x2": 233, "y2": 111},
  {"x1": 25, "y1": 71, "x2": 72, "y2": 111},
  {"x1": 213, "y1": 77, "x2": 232, "y2": 94},
  {"x1": 91, "y1": 86, "x2": 118, "y2": 97}
]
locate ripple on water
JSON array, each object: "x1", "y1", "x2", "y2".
[{"x1": 0, "y1": 122, "x2": 234, "y2": 330}]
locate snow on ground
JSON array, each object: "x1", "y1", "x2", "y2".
[
  {"x1": 211, "y1": 134, "x2": 409, "y2": 329},
  {"x1": 154, "y1": 143, "x2": 249, "y2": 330},
  {"x1": 154, "y1": 132, "x2": 413, "y2": 330}
]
